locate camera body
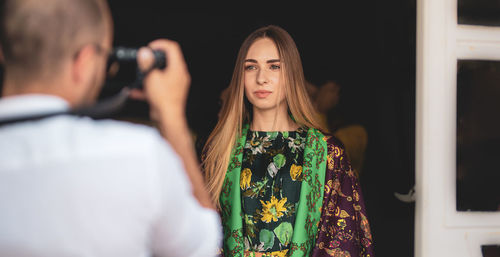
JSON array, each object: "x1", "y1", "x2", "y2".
[{"x1": 106, "y1": 47, "x2": 167, "y2": 89}]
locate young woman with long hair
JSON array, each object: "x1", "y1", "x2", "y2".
[{"x1": 203, "y1": 25, "x2": 374, "y2": 257}]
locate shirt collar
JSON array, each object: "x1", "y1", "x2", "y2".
[{"x1": 0, "y1": 94, "x2": 70, "y2": 120}]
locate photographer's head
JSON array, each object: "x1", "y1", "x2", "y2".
[{"x1": 0, "y1": 0, "x2": 113, "y2": 107}]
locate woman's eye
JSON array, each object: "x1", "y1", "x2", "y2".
[
  {"x1": 245, "y1": 65, "x2": 256, "y2": 71},
  {"x1": 270, "y1": 64, "x2": 281, "y2": 70}
]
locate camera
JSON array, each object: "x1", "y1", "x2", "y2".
[{"x1": 106, "y1": 46, "x2": 167, "y2": 89}]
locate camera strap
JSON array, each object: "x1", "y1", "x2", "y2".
[{"x1": 0, "y1": 88, "x2": 131, "y2": 127}]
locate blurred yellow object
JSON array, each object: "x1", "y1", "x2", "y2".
[{"x1": 333, "y1": 124, "x2": 368, "y2": 178}]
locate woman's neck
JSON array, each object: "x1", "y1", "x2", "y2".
[{"x1": 250, "y1": 103, "x2": 299, "y2": 131}]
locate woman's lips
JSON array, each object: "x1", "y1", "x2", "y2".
[{"x1": 254, "y1": 90, "x2": 272, "y2": 98}]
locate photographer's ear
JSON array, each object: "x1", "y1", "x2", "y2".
[{"x1": 72, "y1": 44, "x2": 99, "y2": 86}]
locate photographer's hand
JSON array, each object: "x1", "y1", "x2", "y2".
[{"x1": 133, "y1": 39, "x2": 214, "y2": 210}]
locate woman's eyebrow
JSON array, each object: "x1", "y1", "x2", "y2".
[{"x1": 244, "y1": 59, "x2": 281, "y2": 63}]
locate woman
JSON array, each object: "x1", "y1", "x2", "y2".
[{"x1": 203, "y1": 25, "x2": 374, "y2": 257}]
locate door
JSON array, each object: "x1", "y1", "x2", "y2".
[{"x1": 415, "y1": 0, "x2": 500, "y2": 256}]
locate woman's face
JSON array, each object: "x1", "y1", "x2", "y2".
[{"x1": 244, "y1": 38, "x2": 285, "y2": 112}]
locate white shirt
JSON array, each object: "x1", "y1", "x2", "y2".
[{"x1": 0, "y1": 95, "x2": 222, "y2": 257}]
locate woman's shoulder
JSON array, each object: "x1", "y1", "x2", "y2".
[{"x1": 317, "y1": 129, "x2": 346, "y2": 150}]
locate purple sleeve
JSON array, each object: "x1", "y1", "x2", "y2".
[{"x1": 311, "y1": 135, "x2": 375, "y2": 257}]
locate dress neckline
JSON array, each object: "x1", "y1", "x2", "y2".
[{"x1": 248, "y1": 126, "x2": 307, "y2": 134}]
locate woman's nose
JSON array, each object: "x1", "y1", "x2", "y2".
[{"x1": 256, "y1": 69, "x2": 269, "y2": 85}]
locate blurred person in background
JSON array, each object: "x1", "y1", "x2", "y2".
[{"x1": 307, "y1": 79, "x2": 368, "y2": 179}]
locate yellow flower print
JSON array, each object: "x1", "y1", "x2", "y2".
[
  {"x1": 260, "y1": 196, "x2": 287, "y2": 223},
  {"x1": 337, "y1": 218, "x2": 347, "y2": 230},
  {"x1": 269, "y1": 249, "x2": 288, "y2": 257},
  {"x1": 240, "y1": 168, "x2": 252, "y2": 190},
  {"x1": 290, "y1": 164, "x2": 303, "y2": 181}
]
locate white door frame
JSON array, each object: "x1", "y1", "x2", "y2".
[{"x1": 415, "y1": 0, "x2": 500, "y2": 256}]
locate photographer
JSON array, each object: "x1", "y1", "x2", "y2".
[{"x1": 0, "y1": 0, "x2": 221, "y2": 256}]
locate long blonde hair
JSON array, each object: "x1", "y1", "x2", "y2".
[{"x1": 202, "y1": 25, "x2": 326, "y2": 208}]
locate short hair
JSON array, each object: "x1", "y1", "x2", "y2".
[{"x1": 0, "y1": 0, "x2": 108, "y2": 80}]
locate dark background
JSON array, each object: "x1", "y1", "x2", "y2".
[{"x1": 104, "y1": 1, "x2": 418, "y2": 256}]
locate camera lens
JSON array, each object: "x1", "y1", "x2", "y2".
[
  {"x1": 105, "y1": 46, "x2": 167, "y2": 89},
  {"x1": 114, "y1": 47, "x2": 138, "y2": 62}
]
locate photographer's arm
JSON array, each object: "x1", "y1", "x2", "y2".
[{"x1": 134, "y1": 39, "x2": 214, "y2": 210}]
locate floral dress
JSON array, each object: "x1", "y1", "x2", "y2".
[
  {"x1": 220, "y1": 124, "x2": 375, "y2": 257},
  {"x1": 240, "y1": 127, "x2": 308, "y2": 255}
]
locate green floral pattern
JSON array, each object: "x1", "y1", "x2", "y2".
[
  {"x1": 220, "y1": 124, "x2": 327, "y2": 257},
  {"x1": 241, "y1": 128, "x2": 307, "y2": 252}
]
